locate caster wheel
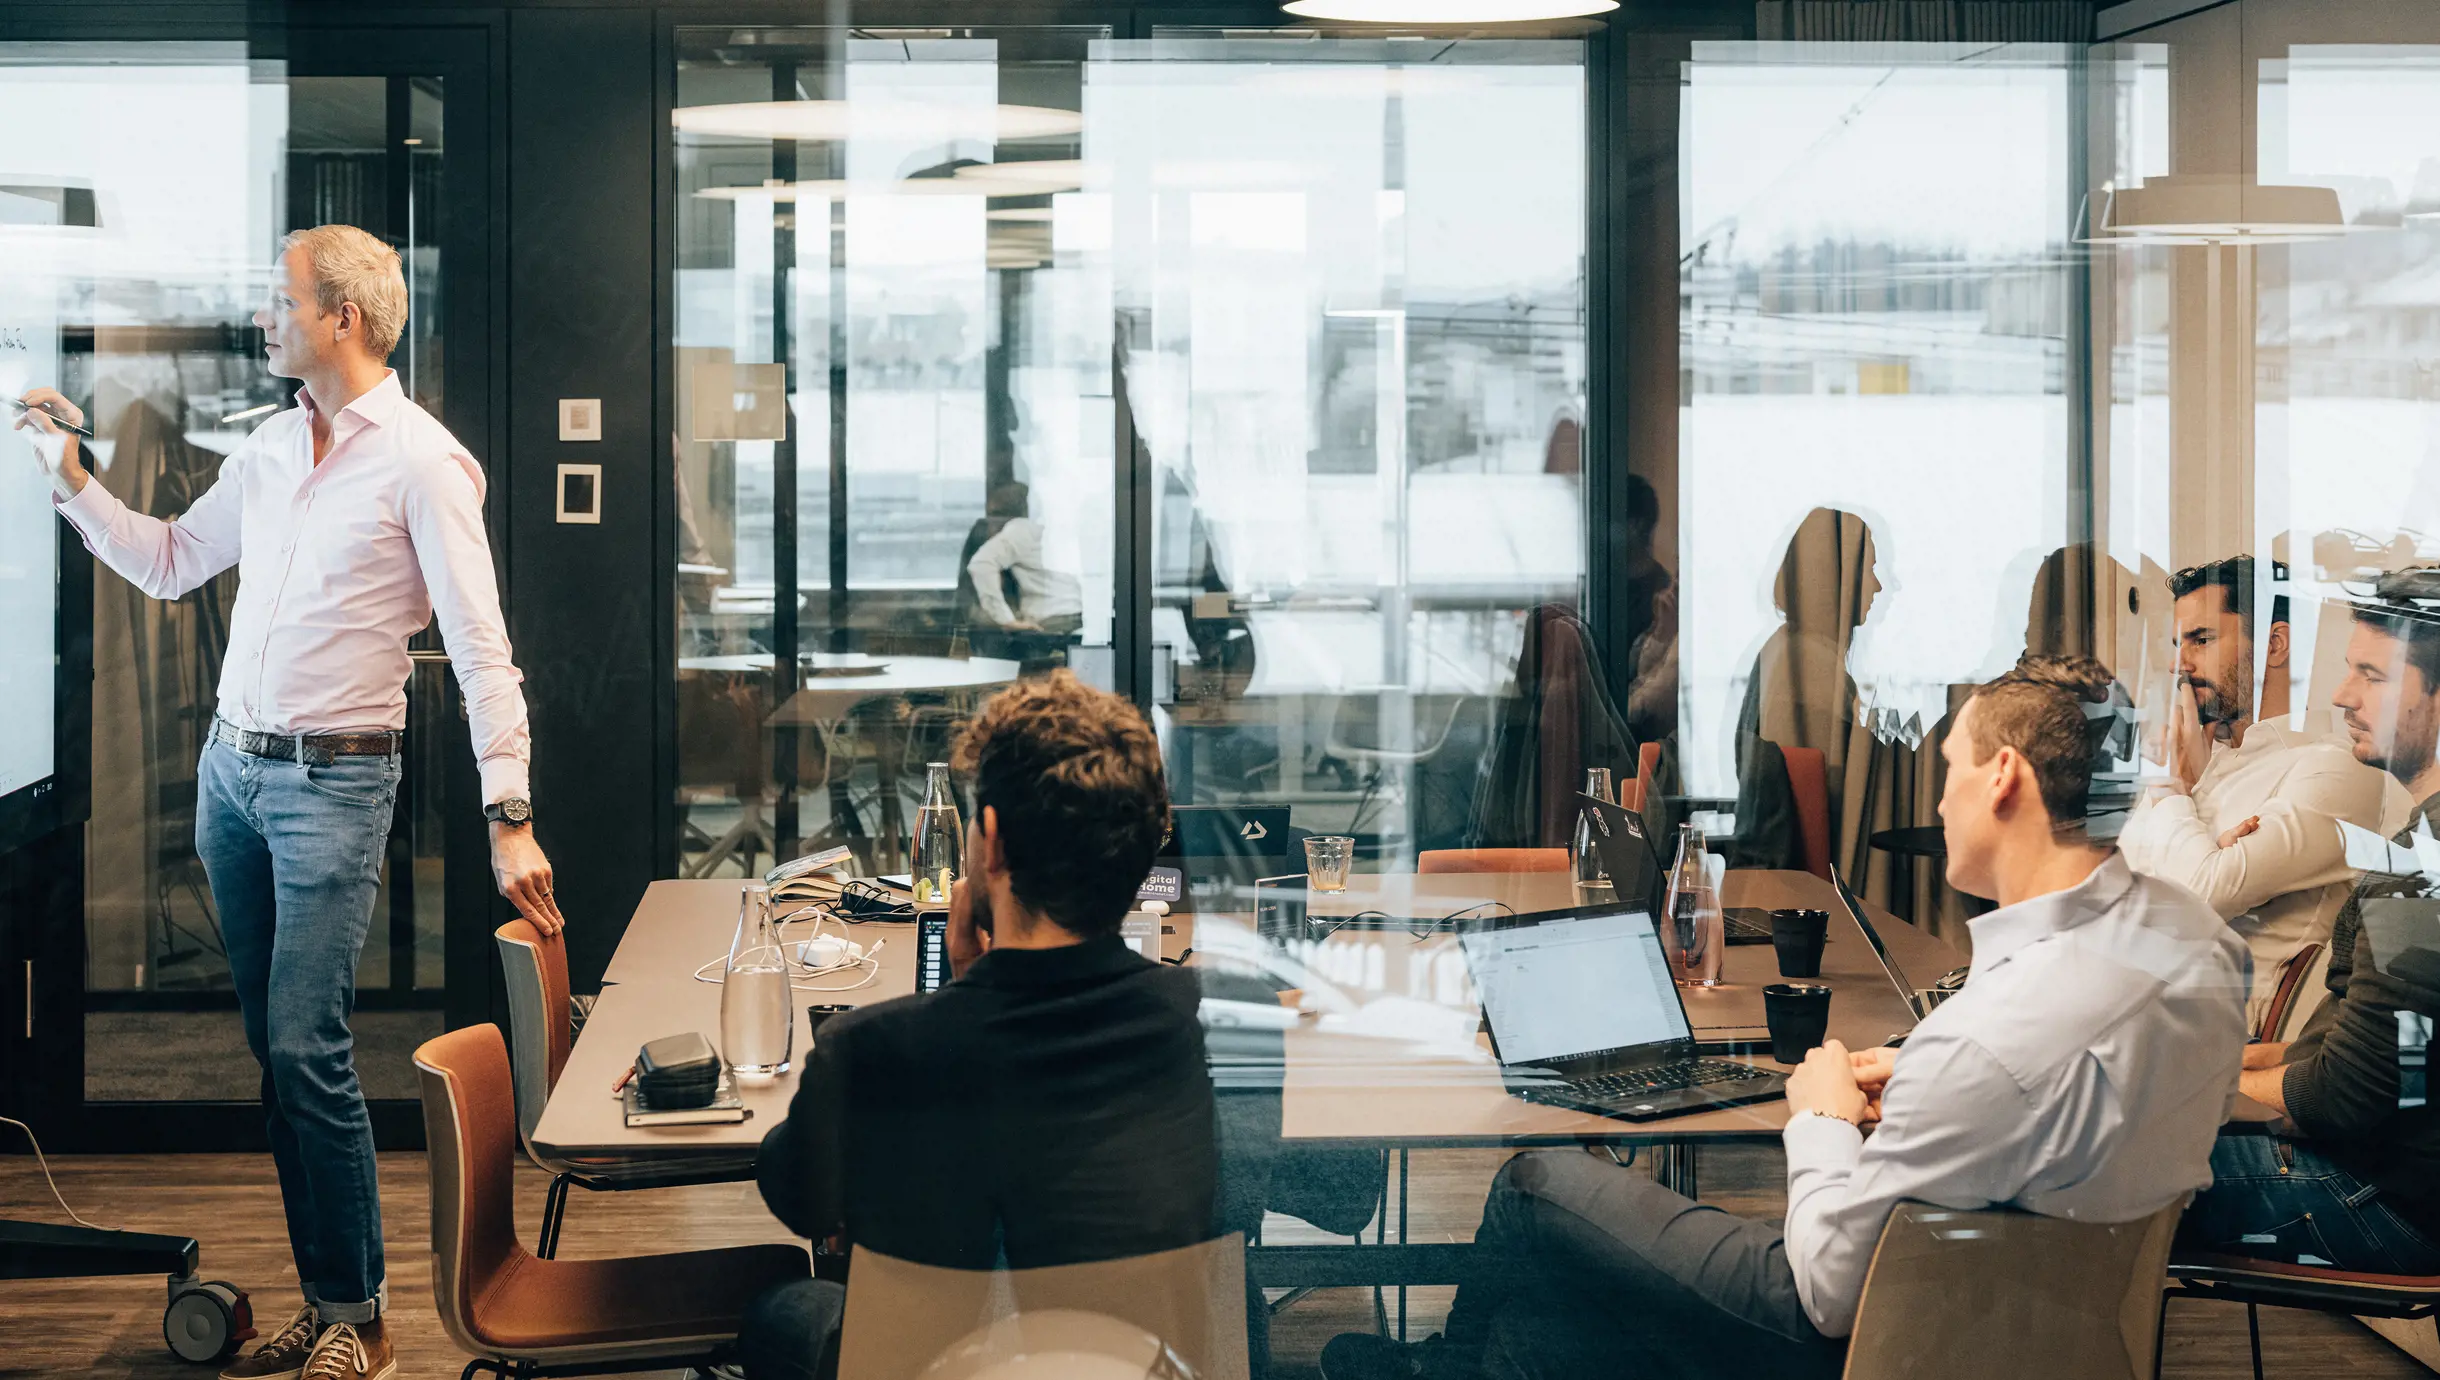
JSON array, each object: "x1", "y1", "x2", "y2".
[{"x1": 164, "y1": 1280, "x2": 253, "y2": 1364}]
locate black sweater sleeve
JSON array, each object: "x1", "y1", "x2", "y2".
[
  {"x1": 756, "y1": 1022, "x2": 850, "y2": 1242},
  {"x1": 2281, "y1": 885, "x2": 2440, "y2": 1141}
]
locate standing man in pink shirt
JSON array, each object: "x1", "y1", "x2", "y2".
[{"x1": 15, "y1": 224, "x2": 561, "y2": 1380}]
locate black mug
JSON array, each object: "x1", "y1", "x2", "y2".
[
  {"x1": 1770, "y1": 908, "x2": 1830, "y2": 979},
  {"x1": 1763, "y1": 982, "x2": 1833, "y2": 1066},
  {"x1": 805, "y1": 1004, "x2": 855, "y2": 1043}
]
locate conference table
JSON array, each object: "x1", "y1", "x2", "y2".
[{"x1": 536, "y1": 869, "x2": 1967, "y2": 1313}]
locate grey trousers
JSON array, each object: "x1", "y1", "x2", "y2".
[{"x1": 1447, "y1": 1150, "x2": 1847, "y2": 1380}]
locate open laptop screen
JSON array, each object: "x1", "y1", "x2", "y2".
[{"x1": 1460, "y1": 909, "x2": 1690, "y2": 1066}]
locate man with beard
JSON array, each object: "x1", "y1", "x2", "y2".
[
  {"x1": 2120, "y1": 556, "x2": 2396, "y2": 1034},
  {"x1": 2176, "y1": 577, "x2": 2440, "y2": 1274}
]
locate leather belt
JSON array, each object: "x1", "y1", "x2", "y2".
[{"x1": 211, "y1": 717, "x2": 402, "y2": 766}]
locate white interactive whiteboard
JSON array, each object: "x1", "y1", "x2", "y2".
[{"x1": 0, "y1": 267, "x2": 59, "y2": 802}]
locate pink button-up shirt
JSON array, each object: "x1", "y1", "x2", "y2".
[{"x1": 55, "y1": 371, "x2": 530, "y2": 804}]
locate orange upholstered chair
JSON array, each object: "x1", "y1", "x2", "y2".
[
  {"x1": 414, "y1": 1023, "x2": 807, "y2": 1379},
  {"x1": 1416, "y1": 848, "x2": 1569, "y2": 875},
  {"x1": 1779, "y1": 745, "x2": 1833, "y2": 882}
]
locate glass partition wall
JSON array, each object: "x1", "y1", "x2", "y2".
[{"x1": 672, "y1": 26, "x2": 1588, "y2": 876}]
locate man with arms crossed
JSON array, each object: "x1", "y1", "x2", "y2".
[
  {"x1": 14, "y1": 225, "x2": 560, "y2": 1380},
  {"x1": 2119, "y1": 556, "x2": 2395, "y2": 1033},
  {"x1": 1321, "y1": 656, "x2": 2249, "y2": 1380},
  {"x1": 2178, "y1": 579, "x2": 2440, "y2": 1273}
]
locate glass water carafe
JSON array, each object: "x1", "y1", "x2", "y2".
[
  {"x1": 912, "y1": 762, "x2": 963, "y2": 904},
  {"x1": 1572, "y1": 766, "x2": 1617, "y2": 890},
  {"x1": 1662, "y1": 823, "x2": 1723, "y2": 987},
  {"x1": 721, "y1": 880, "x2": 793, "y2": 1079}
]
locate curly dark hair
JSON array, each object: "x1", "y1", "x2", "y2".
[
  {"x1": 1964, "y1": 654, "x2": 2115, "y2": 833},
  {"x1": 950, "y1": 670, "x2": 1169, "y2": 938}
]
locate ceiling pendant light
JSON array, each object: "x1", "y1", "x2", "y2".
[
  {"x1": 674, "y1": 100, "x2": 1082, "y2": 144},
  {"x1": 2083, "y1": 173, "x2": 2355, "y2": 245},
  {"x1": 1280, "y1": 0, "x2": 1616, "y2": 22}
]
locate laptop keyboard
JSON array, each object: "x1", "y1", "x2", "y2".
[{"x1": 1546, "y1": 1058, "x2": 1773, "y2": 1103}]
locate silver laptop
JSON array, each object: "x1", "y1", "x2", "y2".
[
  {"x1": 1830, "y1": 864, "x2": 1929, "y2": 1022},
  {"x1": 1459, "y1": 903, "x2": 1785, "y2": 1122}
]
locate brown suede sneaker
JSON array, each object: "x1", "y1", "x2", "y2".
[
  {"x1": 301, "y1": 1319, "x2": 396, "y2": 1380},
  {"x1": 220, "y1": 1304, "x2": 321, "y2": 1380}
]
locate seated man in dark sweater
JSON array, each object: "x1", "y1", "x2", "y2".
[
  {"x1": 739, "y1": 670, "x2": 1218, "y2": 1379},
  {"x1": 2181, "y1": 582, "x2": 2440, "y2": 1274}
]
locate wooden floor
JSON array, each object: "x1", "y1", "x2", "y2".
[{"x1": 0, "y1": 1146, "x2": 2429, "y2": 1378}]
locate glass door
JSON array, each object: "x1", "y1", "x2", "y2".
[{"x1": 4, "y1": 26, "x2": 494, "y2": 1149}]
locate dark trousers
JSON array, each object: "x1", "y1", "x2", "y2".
[
  {"x1": 2177, "y1": 1134, "x2": 2440, "y2": 1275},
  {"x1": 739, "y1": 1278, "x2": 845, "y2": 1380},
  {"x1": 1447, "y1": 1151, "x2": 1846, "y2": 1380}
]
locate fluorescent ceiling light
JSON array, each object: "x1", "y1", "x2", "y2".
[
  {"x1": 987, "y1": 207, "x2": 1055, "y2": 222},
  {"x1": 1281, "y1": 0, "x2": 1615, "y2": 20},
  {"x1": 696, "y1": 179, "x2": 977, "y2": 201},
  {"x1": 2086, "y1": 173, "x2": 2356, "y2": 244},
  {"x1": 952, "y1": 159, "x2": 1098, "y2": 195},
  {"x1": 674, "y1": 100, "x2": 1081, "y2": 143}
]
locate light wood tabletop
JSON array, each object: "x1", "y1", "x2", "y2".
[{"x1": 531, "y1": 870, "x2": 1968, "y2": 1161}]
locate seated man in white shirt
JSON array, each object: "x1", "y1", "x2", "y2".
[
  {"x1": 966, "y1": 481, "x2": 1083, "y2": 636},
  {"x1": 2118, "y1": 556, "x2": 2396, "y2": 1035},
  {"x1": 1318, "y1": 656, "x2": 2250, "y2": 1380}
]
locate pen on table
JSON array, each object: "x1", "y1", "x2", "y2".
[
  {"x1": 6, "y1": 397, "x2": 97, "y2": 439},
  {"x1": 611, "y1": 1063, "x2": 636, "y2": 1095}
]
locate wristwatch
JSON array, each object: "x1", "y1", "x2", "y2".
[{"x1": 483, "y1": 797, "x2": 533, "y2": 827}]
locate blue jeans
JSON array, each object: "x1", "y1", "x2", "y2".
[
  {"x1": 196, "y1": 737, "x2": 400, "y2": 1322},
  {"x1": 2177, "y1": 1133, "x2": 2440, "y2": 1275}
]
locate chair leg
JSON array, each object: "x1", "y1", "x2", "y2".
[
  {"x1": 2151, "y1": 1293, "x2": 2170, "y2": 1380},
  {"x1": 537, "y1": 1172, "x2": 573, "y2": 1260},
  {"x1": 2247, "y1": 1301, "x2": 2264, "y2": 1380}
]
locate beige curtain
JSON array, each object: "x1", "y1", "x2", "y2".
[{"x1": 1756, "y1": 0, "x2": 2092, "y2": 41}]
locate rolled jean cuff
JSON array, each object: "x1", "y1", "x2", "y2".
[{"x1": 305, "y1": 1279, "x2": 386, "y2": 1324}]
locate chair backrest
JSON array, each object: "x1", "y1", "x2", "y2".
[
  {"x1": 414, "y1": 1023, "x2": 535, "y2": 1359},
  {"x1": 494, "y1": 919, "x2": 572, "y2": 1152},
  {"x1": 1416, "y1": 847, "x2": 1569, "y2": 875},
  {"x1": 1842, "y1": 1199, "x2": 2185, "y2": 1380},
  {"x1": 839, "y1": 1234, "x2": 1249, "y2": 1380},
  {"x1": 1620, "y1": 739, "x2": 1663, "y2": 813},
  {"x1": 1780, "y1": 744, "x2": 1834, "y2": 882}
]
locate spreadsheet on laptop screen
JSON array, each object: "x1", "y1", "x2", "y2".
[{"x1": 1461, "y1": 912, "x2": 1689, "y2": 1066}]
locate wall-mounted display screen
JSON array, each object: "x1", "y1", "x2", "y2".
[{"x1": 0, "y1": 264, "x2": 59, "y2": 808}]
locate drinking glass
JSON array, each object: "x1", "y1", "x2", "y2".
[
  {"x1": 722, "y1": 880, "x2": 793, "y2": 1079},
  {"x1": 1304, "y1": 835, "x2": 1354, "y2": 893},
  {"x1": 1662, "y1": 823, "x2": 1723, "y2": 987}
]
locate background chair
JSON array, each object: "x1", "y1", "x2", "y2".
[
  {"x1": 838, "y1": 1234, "x2": 1249, "y2": 1380},
  {"x1": 414, "y1": 1023, "x2": 807, "y2": 1380},
  {"x1": 1618, "y1": 740, "x2": 1663, "y2": 813},
  {"x1": 1416, "y1": 848, "x2": 1568, "y2": 875},
  {"x1": 2163, "y1": 1250, "x2": 2440, "y2": 1380},
  {"x1": 495, "y1": 919, "x2": 756, "y2": 1259},
  {"x1": 1840, "y1": 1199, "x2": 2184, "y2": 1380},
  {"x1": 1781, "y1": 744, "x2": 1834, "y2": 883}
]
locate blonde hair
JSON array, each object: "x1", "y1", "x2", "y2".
[{"x1": 280, "y1": 224, "x2": 408, "y2": 361}]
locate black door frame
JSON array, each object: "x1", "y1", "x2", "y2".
[{"x1": 0, "y1": 11, "x2": 504, "y2": 1153}]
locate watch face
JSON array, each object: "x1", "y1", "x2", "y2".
[{"x1": 495, "y1": 798, "x2": 532, "y2": 823}]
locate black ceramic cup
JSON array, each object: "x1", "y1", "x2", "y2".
[
  {"x1": 1763, "y1": 982, "x2": 1834, "y2": 1066},
  {"x1": 805, "y1": 1004, "x2": 856, "y2": 1043},
  {"x1": 1770, "y1": 907, "x2": 1831, "y2": 979}
]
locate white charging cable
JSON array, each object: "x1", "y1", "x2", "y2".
[
  {"x1": 692, "y1": 904, "x2": 885, "y2": 993},
  {"x1": 0, "y1": 1115, "x2": 112, "y2": 1231}
]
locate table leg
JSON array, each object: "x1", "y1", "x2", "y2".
[
  {"x1": 1651, "y1": 1140, "x2": 1700, "y2": 1199},
  {"x1": 1397, "y1": 1148, "x2": 1409, "y2": 1341}
]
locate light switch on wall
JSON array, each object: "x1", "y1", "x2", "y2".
[
  {"x1": 556, "y1": 463, "x2": 602, "y2": 524},
  {"x1": 558, "y1": 398, "x2": 602, "y2": 442}
]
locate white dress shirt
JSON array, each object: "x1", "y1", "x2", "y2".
[
  {"x1": 54, "y1": 372, "x2": 531, "y2": 804},
  {"x1": 1780, "y1": 853, "x2": 2248, "y2": 1337},
  {"x1": 967, "y1": 516, "x2": 1083, "y2": 627},
  {"x1": 2117, "y1": 718, "x2": 2396, "y2": 1029}
]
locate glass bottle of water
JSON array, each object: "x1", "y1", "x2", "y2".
[
  {"x1": 722, "y1": 880, "x2": 792, "y2": 1080},
  {"x1": 1662, "y1": 823, "x2": 1724, "y2": 987},
  {"x1": 912, "y1": 762, "x2": 963, "y2": 905},
  {"x1": 1572, "y1": 765, "x2": 1616, "y2": 891}
]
